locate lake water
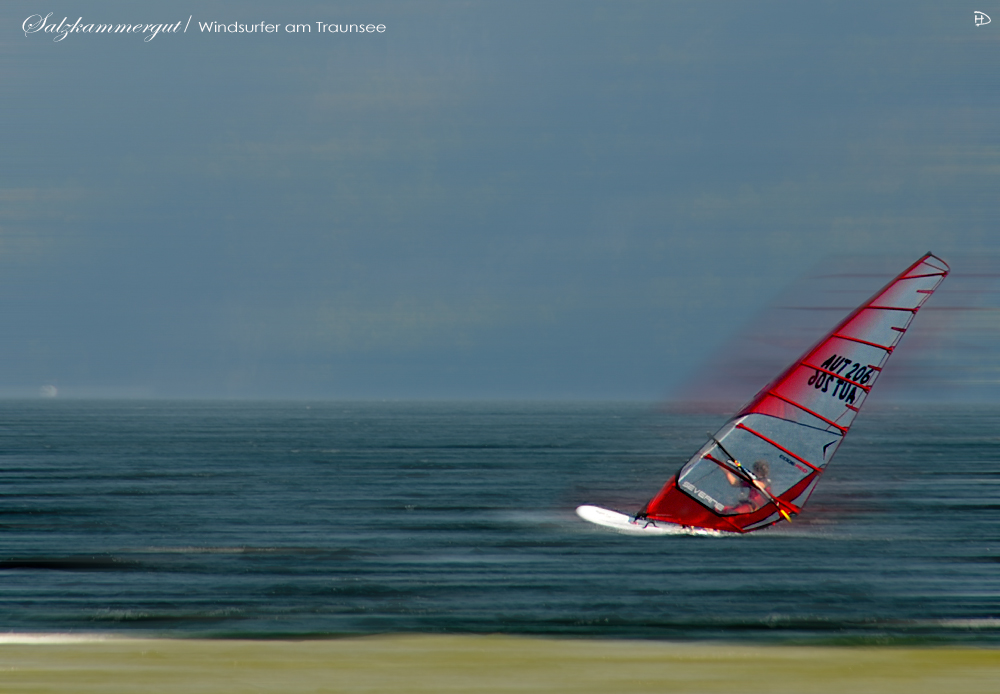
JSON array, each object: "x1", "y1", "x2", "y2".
[{"x1": 1, "y1": 400, "x2": 997, "y2": 644}]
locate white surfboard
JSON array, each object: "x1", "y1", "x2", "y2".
[{"x1": 575, "y1": 505, "x2": 724, "y2": 536}]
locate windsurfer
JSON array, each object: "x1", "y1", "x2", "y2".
[{"x1": 723, "y1": 460, "x2": 771, "y2": 514}]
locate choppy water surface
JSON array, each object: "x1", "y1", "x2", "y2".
[{"x1": 0, "y1": 401, "x2": 997, "y2": 644}]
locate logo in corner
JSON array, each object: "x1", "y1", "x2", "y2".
[{"x1": 975, "y1": 11, "x2": 991, "y2": 26}]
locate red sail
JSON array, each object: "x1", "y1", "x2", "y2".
[{"x1": 640, "y1": 253, "x2": 949, "y2": 533}]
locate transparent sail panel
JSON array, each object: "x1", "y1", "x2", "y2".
[
  {"x1": 876, "y1": 274, "x2": 944, "y2": 308},
  {"x1": 839, "y1": 309, "x2": 910, "y2": 349},
  {"x1": 677, "y1": 415, "x2": 822, "y2": 515},
  {"x1": 739, "y1": 414, "x2": 841, "y2": 469}
]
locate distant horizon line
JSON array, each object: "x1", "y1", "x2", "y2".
[{"x1": 0, "y1": 394, "x2": 991, "y2": 409}]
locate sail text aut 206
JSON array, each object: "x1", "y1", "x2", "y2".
[{"x1": 577, "y1": 253, "x2": 950, "y2": 535}]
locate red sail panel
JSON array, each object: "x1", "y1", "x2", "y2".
[{"x1": 640, "y1": 253, "x2": 949, "y2": 533}]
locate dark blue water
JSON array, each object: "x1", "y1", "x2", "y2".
[{"x1": 1, "y1": 400, "x2": 998, "y2": 644}]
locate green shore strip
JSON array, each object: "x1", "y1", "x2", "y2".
[{"x1": 1, "y1": 634, "x2": 998, "y2": 693}]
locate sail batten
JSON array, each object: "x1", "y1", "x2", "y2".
[
  {"x1": 734, "y1": 423, "x2": 824, "y2": 472},
  {"x1": 765, "y1": 390, "x2": 848, "y2": 432},
  {"x1": 867, "y1": 306, "x2": 919, "y2": 312},
  {"x1": 798, "y1": 364, "x2": 872, "y2": 392},
  {"x1": 900, "y1": 272, "x2": 948, "y2": 280},
  {"x1": 830, "y1": 333, "x2": 893, "y2": 351},
  {"x1": 638, "y1": 252, "x2": 949, "y2": 533}
]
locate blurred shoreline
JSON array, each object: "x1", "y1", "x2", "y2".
[{"x1": 1, "y1": 633, "x2": 998, "y2": 693}]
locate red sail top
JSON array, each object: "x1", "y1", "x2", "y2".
[{"x1": 640, "y1": 253, "x2": 949, "y2": 533}]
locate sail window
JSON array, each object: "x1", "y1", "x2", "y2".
[{"x1": 677, "y1": 429, "x2": 813, "y2": 516}]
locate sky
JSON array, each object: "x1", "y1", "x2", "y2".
[{"x1": 1, "y1": 1, "x2": 998, "y2": 400}]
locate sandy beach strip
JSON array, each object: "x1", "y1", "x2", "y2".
[{"x1": 1, "y1": 633, "x2": 998, "y2": 693}]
